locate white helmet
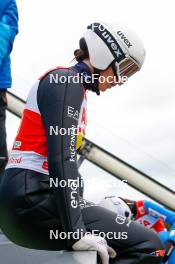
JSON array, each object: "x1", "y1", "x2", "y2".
[
  {"x1": 99, "y1": 196, "x2": 132, "y2": 221},
  {"x1": 80, "y1": 22, "x2": 146, "y2": 82}
]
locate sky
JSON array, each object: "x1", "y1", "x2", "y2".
[{"x1": 6, "y1": 0, "x2": 175, "y2": 201}]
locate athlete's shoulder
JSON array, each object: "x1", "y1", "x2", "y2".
[
  {"x1": 38, "y1": 66, "x2": 78, "y2": 81},
  {"x1": 37, "y1": 66, "x2": 85, "y2": 100}
]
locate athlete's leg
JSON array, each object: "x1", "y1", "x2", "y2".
[
  {"x1": 0, "y1": 169, "x2": 67, "y2": 250},
  {"x1": 0, "y1": 169, "x2": 165, "y2": 264},
  {"x1": 81, "y1": 203, "x2": 165, "y2": 264}
]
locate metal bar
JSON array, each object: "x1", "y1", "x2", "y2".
[
  {"x1": 85, "y1": 141, "x2": 175, "y2": 210},
  {"x1": 6, "y1": 91, "x2": 175, "y2": 210}
]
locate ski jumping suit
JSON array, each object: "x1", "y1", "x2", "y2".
[{"x1": 0, "y1": 63, "x2": 164, "y2": 263}]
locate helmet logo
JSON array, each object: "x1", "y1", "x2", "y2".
[
  {"x1": 101, "y1": 31, "x2": 123, "y2": 58},
  {"x1": 88, "y1": 23, "x2": 126, "y2": 63},
  {"x1": 117, "y1": 31, "x2": 132, "y2": 48}
]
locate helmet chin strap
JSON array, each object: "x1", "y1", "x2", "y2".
[
  {"x1": 83, "y1": 74, "x2": 100, "y2": 95},
  {"x1": 92, "y1": 68, "x2": 100, "y2": 95},
  {"x1": 95, "y1": 86, "x2": 100, "y2": 96},
  {"x1": 81, "y1": 65, "x2": 100, "y2": 95}
]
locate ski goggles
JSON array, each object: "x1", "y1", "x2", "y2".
[{"x1": 113, "y1": 57, "x2": 140, "y2": 85}]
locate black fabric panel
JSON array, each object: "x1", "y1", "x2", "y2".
[
  {"x1": 37, "y1": 68, "x2": 86, "y2": 247},
  {"x1": 0, "y1": 169, "x2": 164, "y2": 263}
]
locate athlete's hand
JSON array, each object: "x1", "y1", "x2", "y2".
[{"x1": 72, "y1": 234, "x2": 117, "y2": 264}]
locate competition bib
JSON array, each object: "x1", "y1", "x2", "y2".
[{"x1": 135, "y1": 215, "x2": 158, "y2": 229}]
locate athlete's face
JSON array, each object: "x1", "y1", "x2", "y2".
[{"x1": 98, "y1": 66, "x2": 118, "y2": 92}]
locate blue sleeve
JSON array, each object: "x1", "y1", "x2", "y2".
[
  {"x1": 169, "y1": 223, "x2": 175, "y2": 243},
  {"x1": 144, "y1": 201, "x2": 175, "y2": 244},
  {"x1": 144, "y1": 200, "x2": 175, "y2": 225},
  {"x1": 0, "y1": 0, "x2": 18, "y2": 67}
]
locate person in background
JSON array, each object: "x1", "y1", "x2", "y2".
[
  {"x1": 0, "y1": 0, "x2": 18, "y2": 180},
  {"x1": 100, "y1": 196, "x2": 175, "y2": 263}
]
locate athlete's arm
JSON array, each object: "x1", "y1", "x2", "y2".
[
  {"x1": 37, "y1": 69, "x2": 86, "y2": 247},
  {"x1": 0, "y1": 0, "x2": 18, "y2": 66}
]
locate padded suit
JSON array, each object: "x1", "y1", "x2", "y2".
[{"x1": 0, "y1": 67, "x2": 164, "y2": 263}]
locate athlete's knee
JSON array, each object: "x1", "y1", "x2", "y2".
[{"x1": 142, "y1": 229, "x2": 165, "y2": 258}]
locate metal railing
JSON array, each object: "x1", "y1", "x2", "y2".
[{"x1": 6, "y1": 91, "x2": 175, "y2": 210}]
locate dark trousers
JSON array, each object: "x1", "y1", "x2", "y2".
[
  {"x1": 0, "y1": 91, "x2": 8, "y2": 181},
  {"x1": 0, "y1": 168, "x2": 165, "y2": 264}
]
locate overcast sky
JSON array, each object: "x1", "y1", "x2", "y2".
[{"x1": 6, "y1": 0, "x2": 175, "y2": 200}]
